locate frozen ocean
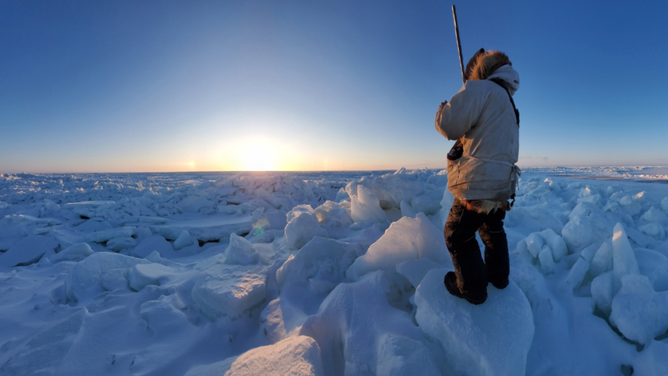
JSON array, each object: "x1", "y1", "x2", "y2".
[{"x1": 1, "y1": 167, "x2": 668, "y2": 376}]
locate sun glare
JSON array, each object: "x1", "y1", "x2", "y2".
[{"x1": 241, "y1": 143, "x2": 277, "y2": 171}]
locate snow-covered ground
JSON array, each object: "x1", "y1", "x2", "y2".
[{"x1": 1, "y1": 168, "x2": 667, "y2": 376}]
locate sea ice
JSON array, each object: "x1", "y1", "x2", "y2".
[
  {"x1": 49, "y1": 242, "x2": 94, "y2": 263},
  {"x1": 640, "y1": 206, "x2": 667, "y2": 223},
  {"x1": 538, "y1": 246, "x2": 555, "y2": 275},
  {"x1": 609, "y1": 274, "x2": 668, "y2": 345},
  {"x1": 410, "y1": 187, "x2": 445, "y2": 216},
  {"x1": 173, "y1": 230, "x2": 194, "y2": 250},
  {"x1": 635, "y1": 248, "x2": 668, "y2": 292},
  {"x1": 349, "y1": 184, "x2": 389, "y2": 224},
  {"x1": 106, "y1": 236, "x2": 137, "y2": 252},
  {"x1": 277, "y1": 237, "x2": 355, "y2": 294},
  {"x1": 84, "y1": 226, "x2": 136, "y2": 243},
  {"x1": 565, "y1": 258, "x2": 590, "y2": 290},
  {"x1": 612, "y1": 223, "x2": 640, "y2": 294},
  {"x1": 415, "y1": 269, "x2": 534, "y2": 376},
  {"x1": 525, "y1": 232, "x2": 545, "y2": 258},
  {"x1": 65, "y1": 252, "x2": 149, "y2": 301},
  {"x1": 300, "y1": 272, "x2": 437, "y2": 376},
  {"x1": 346, "y1": 213, "x2": 449, "y2": 281},
  {"x1": 128, "y1": 263, "x2": 175, "y2": 291},
  {"x1": 589, "y1": 241, "x2": 613, "y2": 277},
  {"x1": 0, "y1": 235, "x2": 58, "y2": 268},
  {"x1": 225, "y1": 336, "x2": 324, "y2": 376},
  {"x1": 591, "y1": 271, "x2": 614, "y2": 316},
  {"x1": 191, "y1": 264, "x2": 266, "y2": 319},
  {"x1": 225, "y1": 233, "x2": 260, "y2": 265},
  {"x1": 285, "y1": 205, "x2": 328, "y2": 250},
  {"x1": 540, "y1": 228, "x2": 569, "y2": 261}
]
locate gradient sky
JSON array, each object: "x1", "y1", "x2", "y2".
[{"x1": 2, "y1": 0, "x2": 668, "y2": 173}]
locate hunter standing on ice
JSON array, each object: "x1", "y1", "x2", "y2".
[{"x1": 435, "y1": 48, "x2": 521, "y2": 304}]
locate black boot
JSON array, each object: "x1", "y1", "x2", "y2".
[{"x1": 444, "y1": 272, "x2": 487, "y2": 305}]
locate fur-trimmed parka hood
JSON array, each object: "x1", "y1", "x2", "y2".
[
  {"x1": 466, "y1": 50, "x2": 511, "y2": 81},
  {"x1": 465, "y1": 49, "x2": 520, "y2": 96}
]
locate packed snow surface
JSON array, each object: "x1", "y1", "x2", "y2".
[{"x1": 1, "y1": 167, "x2": 668, "y2": 375}]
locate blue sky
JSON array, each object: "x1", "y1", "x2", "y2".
[{"x1": 2, "y1": 0, "x2": 667, "y2": 173}]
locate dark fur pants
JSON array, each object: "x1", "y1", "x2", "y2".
[{"x1": 444, "y1": 199, "x2": 510, "y2": 295}]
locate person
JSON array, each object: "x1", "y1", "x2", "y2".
[{"x1": 435, "y1": 49, "x2": 520, "y2": 304}]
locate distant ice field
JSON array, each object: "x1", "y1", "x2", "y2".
[{"x1": 0, "y1": 167, "x2": 667, "y2": 376}]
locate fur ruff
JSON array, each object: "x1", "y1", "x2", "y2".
[
  {"x1": 467, "y1": 50, "x2": 512, "y2": 81},
  {"x1": 464, "y1": 199, "x2": 511, "y2": 214}
]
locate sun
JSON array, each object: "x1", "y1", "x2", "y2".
[{"x1": 241, "y1": 142, "x2": 277, "y2": 171}]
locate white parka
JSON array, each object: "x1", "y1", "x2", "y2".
[{"x1": 435, "y1": 67, "x2": 520, "y2": 201}]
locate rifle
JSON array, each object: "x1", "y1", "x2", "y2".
[
  {"x1": 452, "y1": 5, "x2": 466, "y2": 85},
  {"x1": 447, "y1": 5, "x2": 465, "y2": 161}
]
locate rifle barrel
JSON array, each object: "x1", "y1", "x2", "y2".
[{"x1": 452, "y1": 5, "x2": 466, "y2": 84}]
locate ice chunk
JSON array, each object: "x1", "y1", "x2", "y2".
[
  {"x1": 641, "y1": 206, "x2": 667, "y2": 223},
  {"x1": 399, "y1": 200, "x2": 416, "y2": 218},
  {"x1": 225, "y1": 233, "x2": 260, "y2": 265},
  {"x1": 277, "y1": 237, "x2": 354, "y2": 293},
  {"x1": 66, "y1": 252, "x2": 149, "y2": 302},
  {"x1": 285, "y1": 205, "x2": 329, "y2": 250},
  {"x1": 49, "y1": 243, "x2": 94, "y2": 263},
  {"x1": 100, "y1": 268, "x2": 130, "y2": 291},
  {"x1": 562, "y1": 215, "x2": 610, "y2": 253},
  {"x1": 84, "y1": 226, "x2": 136, "y2": 243},
  {"x1": 540, "y1": 228, "x2": 568, "y2": 261},
  {"x1": 538, "y1": 246, "x2": 555, "y2": 275},
  {"x1": 410, "y1": 187, "x2": 445, "y2": 216},
  {"x1": 106, "y1": 236, "x2": 137, "y2": 252},
  {"x1": 619, "y1": 195, "x2": 642, "y2": 216},
  {"x1": 609, "y1": 274, "x2": 668, "y2": 345},
  {"x1": 525, "y1": 232, "x2": 545, "y2": 258},
  {"x1": 346, "y1": 213, "x2": 449, "y2": 281},
  {"x1": 300, "y1": 272, "x2": 435, "y2": 375},
  {"x1": 579, "y1": 242, "x2": 599, "y2": 262},
  {"x1": 638, "y1": 223, "x2": 665, "y2": 240},
  {"x1": 591, "y1": 271, "x2": 614, "y2": 316},
  {"x1": 565, "y1": 258, "x2": 589, "y2": 290},
  {"x1": 173, "y1": 230, "x2": 194, "y2": 250},
  {"x1": 191, "y1": 264, "x2": 266, "y2": 319},
  {"x1": 589, "y1": 241, "x2": 613, "y2": 277},
  {"x1": 612, "y1": 223, "x2": 640, "y2": 294},
  {"x1": 129, "y1": 263, "x2": 174, "y2": 291},
  {"x1": 415, "y1": 269, "x2": 534, "y2": 376},
  {"x1": 140, "y1": 294, "x2": 188, "y2": 333},
  {"x1": 0, "y1": 235, "x2": 58, "y2": 268},
  {"x1": 634, "y1": 248, "x2": 668, "y2": 292},
  {"x1": 396, "y1": 258, "x2": 443, "y2": 287},
  {"x1": 225, "y1": 336, "x2": 324, "y2": 376},
  {"x1": 131, "y1": 235, "x2": 173, "y2": 258},
  {"x1": 314, "y1": 200, "x2": 353, "y2": 228},
  {"x1": 349, "y1": 185, "x2": 389, "y2": 224}
]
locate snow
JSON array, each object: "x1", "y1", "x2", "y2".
[
  {"x1": 225, "y1": 336, "x2": 324, "y2": 376},
  {"x1": 415, "y1": 268, "x2": 534, "y2": 376},
  {"x1": 2, "y1": 168, "x2": 668, "y2": 375}
]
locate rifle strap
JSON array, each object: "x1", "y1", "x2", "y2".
[{"x1": 489, "y1": 78, "x2": 520, "y2": 127}]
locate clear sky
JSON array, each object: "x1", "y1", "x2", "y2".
[{"x1": 2, "y1": 0, "x2": 667, "y2": 173}]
